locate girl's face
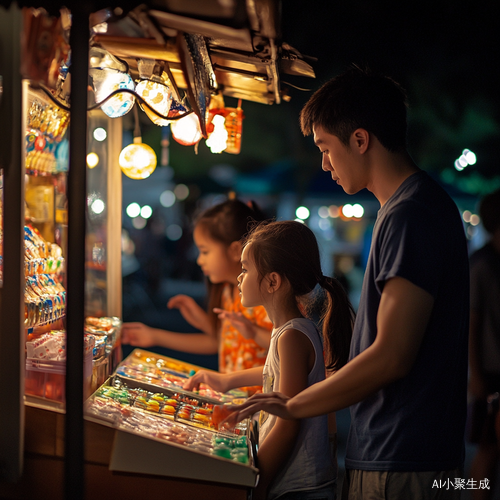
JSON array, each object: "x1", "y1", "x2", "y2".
[
  {"x1": 193, "y1": 225, "x2": 239, "y2": 284},
  {"x1": 237, "y1": 244, "x2": 263, "y2": 308}
]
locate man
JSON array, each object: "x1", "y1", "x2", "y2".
[
  {"x1": 468, "y1": 189, "x2": 500, "y2": 500},
  {"x1": 231, "y1": 67, "x2": 470, "y2": 499}
]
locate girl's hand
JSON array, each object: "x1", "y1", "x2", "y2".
[
  {"x1": 121, "y1": 322, "x2": 157, "y2": 347},
  {"x1": 168, "y1": 295, "x2": 210, "y2": 333},
  {"x1": 213, "y1": 308, "x2": 256, "y2": 339},
  {"x1": 183, "y1": 370, "x2": 229, "y2": 393}
]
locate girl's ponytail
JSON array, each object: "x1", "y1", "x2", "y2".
[{"x1": 319, "y1": 276, "x2": 355, "y2": 373}]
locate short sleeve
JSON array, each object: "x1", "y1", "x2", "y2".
[{"x1": 375, "y1": 203, "x2": 443, "y2": 297}]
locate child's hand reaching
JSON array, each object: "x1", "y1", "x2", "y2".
[
  {"x1": 168, "y1": 295, "x2": 211, "y2": 333},
  {"x1": 183, "y1": 369, "x2": 230, "y2": 393},
  {"x1": 121, "y1": 322, "x2": 157, "y2": 347},
  {"x1": 213, "y1": 308, "x2": 256, "y2": 339}
]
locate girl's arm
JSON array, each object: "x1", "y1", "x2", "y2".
[
  {"x1": 122, "y1": 294, "x2": 220, "y2": 354},
  {"x1": 121, "y1": 323, "x2": 219, "y2": 355},
  {"x1": 184, "y1": 366, "x2": 264, "y2": 393},
  {"x1": 254, "y1": 328, "x2": 314, "y2": 500}
]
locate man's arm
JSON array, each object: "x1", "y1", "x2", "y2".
[{"x1": 231, "y1": 277, "x2": 434, "y2": 421}]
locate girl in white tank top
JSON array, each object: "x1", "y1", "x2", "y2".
[{"x1": 185, "y1": 221, "x2": 355, "y2": 500}]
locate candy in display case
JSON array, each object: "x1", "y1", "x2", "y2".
[
  {"x1": 85, "y1": 376, "x2": 259, "y2": 487},
  {"x1": 115, "y1": 348, "x2": 249, "y2": 403},
  {"x1": 24, "y1": 316, "x2": 122, "y2": 404}
]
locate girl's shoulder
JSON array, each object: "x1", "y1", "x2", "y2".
[{"x1": 275, "y1": 317, "x2": 317, "y2": 337}]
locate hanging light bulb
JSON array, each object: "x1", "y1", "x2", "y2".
[
  {"x1": 119, "y1": 140, "x2": 157, "y2": 179},
  {"x1": 119, "y1": 105, "x2": 157, "y2": 179},
  {"x1": 206, "y1": 114, "x2": 228, "y2": 154},
  {"x1": 89, "y1": 47, "x2": 135, "y2": 118},
  {"x1": 171, "y1": 112, "x2": 203, "y2": 146},
  {"x1": 136, "y1": 76, "x2": 172, "y2": 126}
]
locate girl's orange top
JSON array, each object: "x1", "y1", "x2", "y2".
[{"x1": 218, "y1": 284, "x2": 272, "y2": 394}]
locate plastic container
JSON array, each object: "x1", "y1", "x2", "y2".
[{"x1": 25, "y1": 352, "x2": 92, "y2": 402}]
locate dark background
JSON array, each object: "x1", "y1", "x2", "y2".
[{"x1": 136, "y1": 0, "x2": 499, "y2": 200}]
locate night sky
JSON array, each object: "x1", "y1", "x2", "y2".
[{"x1": 148, "y1": 1, "x2": 500, "y2": 198}]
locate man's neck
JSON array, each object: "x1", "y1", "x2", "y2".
[{"x1": 367, "y1": 150, "x2": 419, "y2": 206}]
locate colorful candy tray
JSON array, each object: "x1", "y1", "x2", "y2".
[
  {"x1": 114, "y1": 349, "x2": 248, "y2": 404},
  {"x1": 84, "y1": 377, "x2": 259, "y2": 487}
]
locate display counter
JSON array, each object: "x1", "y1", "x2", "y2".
[
  {"x1": 0, "y1": 350, "x2": 258, "y2": 499},
  {"x1": 0, "y1": 403, "x2": 250, "y2": 500}
]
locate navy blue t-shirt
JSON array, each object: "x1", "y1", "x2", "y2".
[{"x1": 345, "y1": 170, "x2": 469, "y2": 472}]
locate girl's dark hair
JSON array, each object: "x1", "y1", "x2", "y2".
[
  {"x1": 194, "y1": 198, "x2": 267, "y2": 333},
  {"x1": 244, "y1": 220, "x2": 355, "y2": 373}
]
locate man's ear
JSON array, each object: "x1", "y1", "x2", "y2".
[
  {"x1": 351, "y1": 128, "x2": 370, "y2": 154},
  {"x1": 228, "y1": 240, "x2": 243, "y2": 262},
  {"x1": 266, "y1": 272, "x2": 282, "y2": 293}
]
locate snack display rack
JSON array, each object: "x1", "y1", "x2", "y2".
[{"x1": 84, "y1": 349, "x2": 259, "y2": 488}]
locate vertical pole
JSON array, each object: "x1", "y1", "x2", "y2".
[
  {"x1": 106, "y1": 114, "x2": 122, "y2": 319},
  {"x1": 65, "y1": 5, "x2": 90, "y2": 500},
  {"x1": 0, "y1": 3, "x2": 25, "y2": 483}
]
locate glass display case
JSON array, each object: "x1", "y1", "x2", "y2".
[{"x1": 21, "y1": 86, "x2": 123, "y2": 410}]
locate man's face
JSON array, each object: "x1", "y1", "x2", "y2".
[{"x1": 313, "y1": 126, "x2": 364, "y2": 195}]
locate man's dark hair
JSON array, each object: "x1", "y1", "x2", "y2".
[
  {"x1": 479, "y1": 188, "x2": 500, "y2": 234},
  {"x1": 300, "y1": 66, "x2": 409, "y2": 152}
]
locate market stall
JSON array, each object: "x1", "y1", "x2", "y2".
[{"x1": 0, "y1": 1, "x2": 314, "y2": 497}]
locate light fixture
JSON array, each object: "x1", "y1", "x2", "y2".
[
  {"x1": 171, "y1": 111, "x2": 202, "y2": 146},
  {"x1": 93, "y1": 127, "x2": 107, "y2": 141},
  {"x1": 89, "y1": 47, "x2": 135, "y2": 118},
  {"x1": 206, "y1": 114, "x2": 228, "y2": 154},
  {"x1": 136, "y1": 60, "x2": 172, "y2": 126},
  {"x1": 86, "y1": 152, "x2": 99, "y2": 169},
  {"x1": 119, "y1": 105, "x2": 157, "y2": 180},
  {"x1": 205, "y1": 98, "x2": 244, "y2": 154}
]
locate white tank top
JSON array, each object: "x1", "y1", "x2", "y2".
[{"x1": 259, "y1": 317, "x2": 337, "y2": 499}]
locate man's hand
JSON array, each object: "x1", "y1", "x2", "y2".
[{"x1": 222, "y1": 392, "x2": 293, "y2": 427}]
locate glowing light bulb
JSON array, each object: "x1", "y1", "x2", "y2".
[
  {"x1": 119, "y1": 138, "x2": 157, "y2": 180},
  {"x1": 136, "y1": 78, "x2": 172, "y2": 126},
  {"x1": 140, "y1": 205, "x2": 153, "y2": 219},
  {"x1": 93, "y1": 128, "x2": 107, "y2": 141},
  {"x1": 206, "y1": 114, "x2": 228, "y2": 154},
  {"x1": 342, "y1": 204, "x2": 354, "y2": 218},
  {"x1": 352, "y1": 204, "x2": 364, "y2": 218},
  {"x1": 86, "y1": 152, "x2": 99, "y2": 168},
  {"x1": 126, "y1": 202, "x2": 141, "y2": 218},
  {"x1": 295, "y1": 206, "x2": 310, "y2": 220},
  {"x1": 91, "y1": 199, "x2": 105, "y2": 214},
  {"x1": 171, "y1": 113, "x2": 203, "y2": 146},
  {"x1": 91, "y1": 69, "x2": 135, "y2": 118}
]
